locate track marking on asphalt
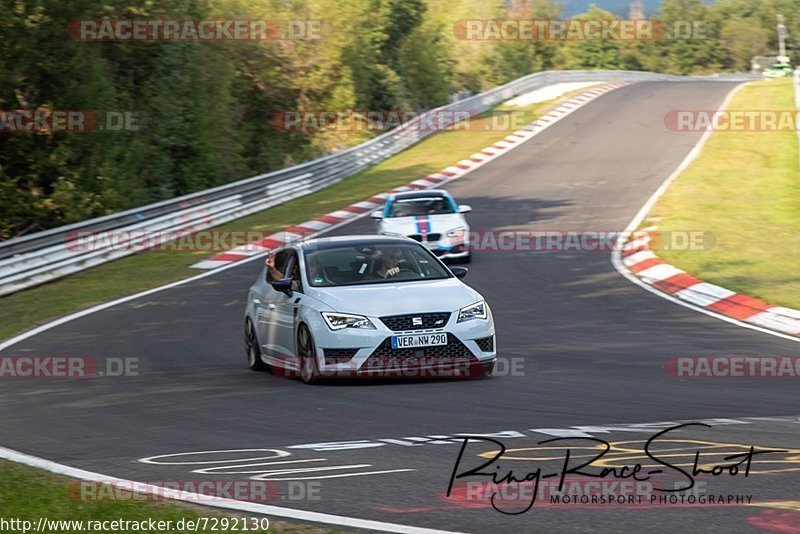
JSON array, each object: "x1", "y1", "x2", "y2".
[
  {"x1": 140, "y1": 449, "x2": 414, "y2": 480},
  {"x1": 272, "y1": 416, "x2": 800, "y2": 452},
  {"x1": 751, "y1": 501, "x2": 800, "y2": 511},
  {"x1": 136, "y1": 416, "x2": 800, "y2": 461},
  {"x1": 140, "y1": 449, "x2": 290, "y2": 465}
]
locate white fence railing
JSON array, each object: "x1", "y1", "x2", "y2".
[{"x1": 0, "y1": 70, "x2": 754, "y2": 296}]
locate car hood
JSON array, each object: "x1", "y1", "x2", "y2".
[
  {"x1": 308, "y1": 277, "x2": 482, "y2": 317},
  {"x1": 380, "y1": 214, "x2": 464, "y2": 235}
]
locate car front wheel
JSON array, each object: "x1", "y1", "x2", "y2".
[
  {"x1": 245, "y1": 318, "x2": 270, "y2": 372},
  {"x1": 297, "y1": 324, "x2": 320, "y2": 385}
]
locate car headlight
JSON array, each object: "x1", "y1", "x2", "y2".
[
  {"x1": 457, "y1": 301, "x2": 487, "y2": 323},
  {"x1": 447, "y1": 226, "x2": 466, "y2": 239},
  {"x1": 321, "y1": 312, "x2": 376, "y2": 330}
]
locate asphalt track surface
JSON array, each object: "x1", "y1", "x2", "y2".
[{"x1": 2, "y1": 81, "x2": 800, "y2": 533}]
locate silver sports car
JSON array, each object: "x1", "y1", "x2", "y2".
[{"x1": 244, "y1": 235, "x2": 496, "y2": 383}]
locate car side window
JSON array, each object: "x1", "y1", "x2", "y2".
[
  {"x1": 287, "y1": 251, "x2": 303, "y2": 293},
  {"x1": 267, "y1": 250, "x2": 292, "y2": 284}
]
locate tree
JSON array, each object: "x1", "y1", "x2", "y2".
[{"x1": 721, "y1": 17, "x2": 768, "y2": 71}]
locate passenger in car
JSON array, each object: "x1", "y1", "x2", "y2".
[{"x1": 265, "y1": 253, "x2": 301, "y2": 290}]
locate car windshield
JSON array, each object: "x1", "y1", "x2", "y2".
[
  {"x1": 304, "y1": 243, "x2": 452, "y2": 287},
  {"x1": 387, "y1": 196, "x2": 455, "y2": 217}
]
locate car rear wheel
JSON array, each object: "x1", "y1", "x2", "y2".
[
  {"x1": 297, "y1": 324, "x2": 320, "y2": 385},
  {"x1": 245, "y1": 318, "x2": 270, "y2": 372}
]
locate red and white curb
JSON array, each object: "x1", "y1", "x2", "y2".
[
  {"x1": 621, "y1": 225, "x2": 800, "y2": 337},
  {"x1": 191, "y1": 82, "x2": 630, "y2": 269}
]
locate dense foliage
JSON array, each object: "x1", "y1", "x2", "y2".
[{"x1": 1, "y1": 0, "x2": 797, "y2": 237}]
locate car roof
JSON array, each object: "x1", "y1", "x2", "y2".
[
  {"x1": 389, "y1": 189, "x2": 451, "y2": 201},
  {"x1": 296, "y1": 234, "x2": 415, "y2": 251}
]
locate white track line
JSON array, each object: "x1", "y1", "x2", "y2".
[{"x1": 611, "y1": 81, "x2": 800, "y2": 345}]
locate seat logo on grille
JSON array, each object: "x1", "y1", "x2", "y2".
[{"x1": 412, "y1": 317, "x2": 423, "y2": 326}]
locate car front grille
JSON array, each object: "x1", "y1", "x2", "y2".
[
  {"x1": 475, "y1": 336, "x2": 494, "y2": 352},
  {"x1": 407, "y1": 233, "x2": 441, "y2": 242},
  {"x1": 362, "y1": 337, "x2": 475, "y2": 373},
  {"x1": 380, "y1": 312, "x2": 451, "y2": 331},
  {"x1": 322, "y1": 348, "x2": 358, "y2": 365}
]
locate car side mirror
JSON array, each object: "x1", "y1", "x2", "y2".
[
  {"x1": 271, "y1": 277, "x2": 294, "y2": 297},
  {"x1": 370, "y1": 210, "x2": 383, "y2": 220},
  {"x1": 450, "y1": 266, "x2": 468, "y2": 279},
  {"x1": 458, "y1": 205, "x2": 472, "y2": 214}
]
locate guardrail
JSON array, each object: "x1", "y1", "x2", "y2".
[{"x1": 0, "y1": 70, "x2": 755, "y2": 297}]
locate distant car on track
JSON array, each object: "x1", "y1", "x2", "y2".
[
  {"x1": 371, "y1": 189, "x2": 472, "y2": 263},
  {"x1": 244, "y1": 235, "x2": 496, "y2": 383},
  {"x1": 762, "y1": 63, "x2": 793, "y2": 78}
]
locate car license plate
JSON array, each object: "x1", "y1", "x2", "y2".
[{"x1": 391, "y1": 333, "x2": 447, "y2": 349}]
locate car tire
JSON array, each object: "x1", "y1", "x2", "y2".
[
  {"x1": 461, "y1": 252, "x2": 472, "y2": 264},
  {"x1": 245, "y1": 318, "x2": 270, "y2": 372},
  {"x1": 481, "y1": 360, "x2": 495, "y2": 377},
  {"x1": 297, "y1": 324, "x2": 320, "y2": 385}
]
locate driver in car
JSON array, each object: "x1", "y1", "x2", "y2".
[{"x1": 374, "y1": 252, "x2": 401, "y2": 279}]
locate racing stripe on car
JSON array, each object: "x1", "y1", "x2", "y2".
[
  {"x1": 415, "y1": 216, "x2": 431, "y2": 237},
  {"x1": 191, "y1": 81, "x2": 630, "y2": 269},
  {"x1": 620, "y1": 221, "x2": 800, "y2": 337}
]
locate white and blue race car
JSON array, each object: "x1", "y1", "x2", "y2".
[{"x1": 371, "y1": 190, "x2": 472, "y2": 263}]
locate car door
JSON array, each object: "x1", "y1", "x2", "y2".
[
  {"x1": 271, "y1": 250, "x2": 303, "y2": 366},
  {"x1": 256, "y1": 249, "x2": 294, "y2": 361}
]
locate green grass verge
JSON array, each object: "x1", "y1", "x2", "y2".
[
  {"x1": 0, "y1": 460, "x2": 332, "y2": 533},
  {"x1": 0, "y1": 85, "x2": 599, "y2": 341},
  {"x1": 652, "y1": 77, "x2": 800, "y2": 308}
]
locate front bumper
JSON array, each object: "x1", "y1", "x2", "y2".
[
  {"x1": 423, "y1": 240, "x2": 470, "y2": 260},
  {"x1": 310, "y1": 310, "x2": 495, "y2": 377},
  {"x1": 380, "y1": 229, "x2": 469, "y2": 260}
]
